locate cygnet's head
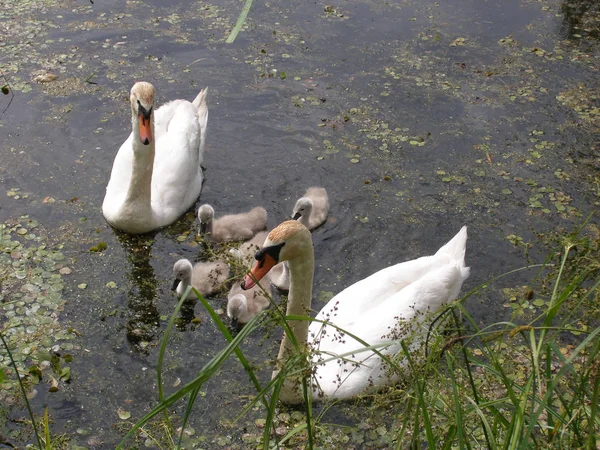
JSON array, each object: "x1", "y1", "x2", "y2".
[
  {"x1": 171, "y1": 259, "x2": 193, "y2": 290},
  {"x1": 227, "y1": 294, "x2": 248, "y2": 329},
  {"x1": 292, "y1": 197, "x2": 313, "y2": 221},
  {"x1": 197, "y1": 204, "x2": 215, "y2": 234}
]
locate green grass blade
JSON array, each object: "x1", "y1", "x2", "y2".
[
  {"x1": 446, "y1": 353, "x2": 467, "y2": 450},
  {"x1": 464, "y1": 396, "x2": 497, "y2": 450},
  {"x1": 194, "y1": 287, "x2": 269, "y2": 408},
  {"x1": 157, "y1": 285, "x2": 191, "y2": 430},
  {"x1": 262, "y1": 372, "x2": 285, "y2": 449},
  {"x1": 587, "y1": 374, "x2": 599, "y2": 449},
  {"x1": 402, "y1": 340, "x2": 435, "y2": 447},
  {"x1": 452, "y1": 308, "x2": 494, "y2": 448},
  {"x1": 393, "y1": 395, "x2": 415, "y2": 449},
  {"x1": 0, "y1": 331, "x2": 43, "y2": 449},
  {"x1": 523, "y1": 325, "x2": 600, "y2": 445},
  {"x1": 43, "y1": 406, "x2": 51, "y2": 450},
  {"x1": 301, "y1": 375, "x2": 314, "y2": 449},
  {"x1": 225, "y1": 0, "x2": 253, "y2": 43},
  {"x1": 117, "y1": 311, "x2": 260, "y2": 448},
  {"x1": 178, "y1": 385, "x2": 202, "y2": 449},
  {"x1": 507, "y1": 373, "x2": 533, "y2": 450}
]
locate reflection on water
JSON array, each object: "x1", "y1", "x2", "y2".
[
  {"x1": 560, "y1": 0, "x2": 600, "y2": 40},
  {"x1": 115, "y1": 231, "x2": 161, "y2": 350}
]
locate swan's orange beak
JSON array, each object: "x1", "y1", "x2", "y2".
[
  {"x1": 242, "y1": 254, "x2": 277, "y2": 290},
  {"x1": 138, "y1": 113, "x2": 152, "y2": 145}
]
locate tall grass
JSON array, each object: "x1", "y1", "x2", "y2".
[
  {"x1": 120, "y1": 224, "x2": 599, "y2": 448},
  {"x1": 0, "y1": 331, "x2": 43, "y2": 449}
]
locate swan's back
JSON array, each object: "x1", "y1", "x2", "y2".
[
  {"x1": 314, "y1": 226, "x2": 469, "y2": 326},
  {"x1": 308, "y1": 226, "x2": 469, "y2": 399}
]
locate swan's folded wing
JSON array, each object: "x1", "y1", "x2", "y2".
[
  {"x1": 151, "y1": 101, "x2": 203, "y2": 217},
  {"x1": 313, "y1": 254, "x2": 449, "y2": 327}
]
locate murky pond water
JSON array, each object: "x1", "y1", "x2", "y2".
[{"x1": 1, "y1": 0, "x2": 599, "y2": 447}]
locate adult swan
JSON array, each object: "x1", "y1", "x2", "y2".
[
  {"x1": 242, "y1": 221, "x2": 469, "y2": 403},
  {"x1": 102, "y1": 82, "x2": 208, "y2": 234}
]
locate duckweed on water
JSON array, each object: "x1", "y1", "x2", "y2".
[{"x1": 0, "y1": 216, "x2": 75, "y2": 404}]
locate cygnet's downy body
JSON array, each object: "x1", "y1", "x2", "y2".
[
  {"x1": 197, "y1": 204, "x2": 267, "y2": 242},
  {"x1": 172, "y1": 258, "x2": 230, "y2": 299},
  {"x1": 227, "y1": 279, "x2": 272, "y2": 328}
]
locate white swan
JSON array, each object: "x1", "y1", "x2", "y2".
[
  {"x1": 197, "y1": 204, "x2": 267, "y2": 242},
  {"x1": 292, "y1": 187, "x2": 329, "y2": 230},
  {"x1": 227, "y1": 281, "x2": 272, "y2": 328},
  {"x1": 172, "y1": 259, "x2": 229, "y2": 299},
  {"x1": 102, "y1": 81, "x2": 208, "y2": 234},
  {"x1": 242, "y1": 221, "x2": 469, "y2": 403}
]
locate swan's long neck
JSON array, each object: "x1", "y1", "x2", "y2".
[
  {"x1": 274, "y1": 244, "x2": 314, "y2": 404},
  {"x1": 124, "y1": 112, "x2": 155, "y2": 208}
]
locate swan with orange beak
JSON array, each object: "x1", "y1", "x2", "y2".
[{"x1": 103, "y1": 81, "x2": 208, "y2": 234}]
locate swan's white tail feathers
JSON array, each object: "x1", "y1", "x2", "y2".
[
  {"x1": 192, "y1": 87, "x2": 208, "y2": 110},
  {"x1": 192, "y1": 87, "x2": 208, "y2": 155},
  {"x1": 435, "y1": 226, "x2": 468, "y2": 263},
  {"x1": 437, "y1": 264, "x2": 469, "y2": 304}
]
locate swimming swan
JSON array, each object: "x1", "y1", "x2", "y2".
[
  {"x1": 103, "y1": 81, "x2": 208, "y2": 234},
  {"x1": 292, "y1": 187, "x2": 329, "y2": 230},
  {"x1": 197, "y1": 204, "x2": 267, "y2": 242},
  {"x1": 242, "y1": 221, "x2": 469, "y2": 403},
  {"x1": 172, "y1": 258, "x2": 229, "y2": 299}
]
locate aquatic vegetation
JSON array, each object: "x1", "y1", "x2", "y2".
[
  {"x1": 0, "y1": 216, "x2": 75, "y2": 410},
  {"x1": 2, "y1": 0, "x2": 599, "y2": 446}
]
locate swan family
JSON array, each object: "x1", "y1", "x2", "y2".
[{"x1": 103, "y1": 81, "x2": 470, "y2": 403}]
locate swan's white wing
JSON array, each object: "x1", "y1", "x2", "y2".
[
  {"x1": 151, "y1": 101, "x2": 203, "y2": 224},
  {"x1": 313, "y1": 254, "x2": 450, "y2": 326},
  {"x1": 309, "y1": 264, "x2": 468, "y2": 399}
]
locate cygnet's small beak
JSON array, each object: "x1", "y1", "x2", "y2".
[
  {"x1": 199, "y1": 222, "x2": 208, "y2": 234},
  {"x1": 171, "y1": 279, "x2": 179, "y2": 291},
  {"x1": 231, "y1": 317, "x2": 239, "y2": 330},
  {"x1": 292, "y1": 212, "x2": 301, "y2": 220}
]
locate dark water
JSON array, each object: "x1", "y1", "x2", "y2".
[{"x1": 1, "y1": 0, "x2": 598, "y2": 446}]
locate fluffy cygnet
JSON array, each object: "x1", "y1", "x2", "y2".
[
  {"x1": 172, "y1": 258, "x2": 230, "y2": 299},
  {"x1": 227, "y1": 280, "x2": 272, "y2": 328},
  {"x1": 291, "y1": 187, "x2": 329, "y2": 230},
  {"x1": 197, "y1": 204, "x2": 267, "y2": 242}
]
